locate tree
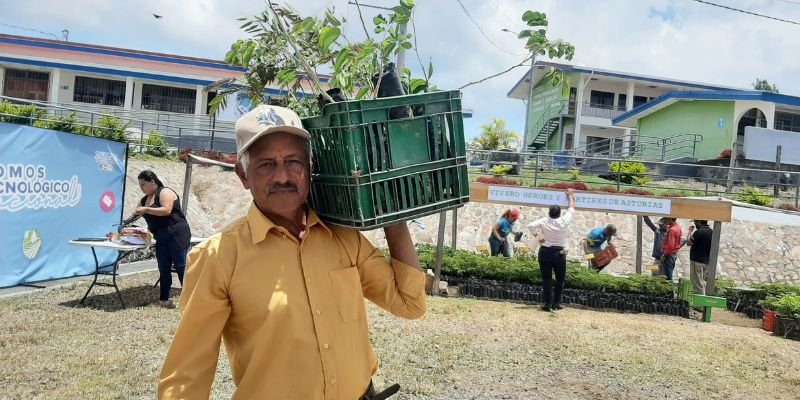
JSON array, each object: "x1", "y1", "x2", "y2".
[
  {"x1": 470, "y1": 118, "x2": 519, "y2": 150},
  {"x1": 753, "y1": 78, "x2": 780, "y2": 93},
  {"x1": 207, "y1": 1, "x2": 426, "y2": 118}
]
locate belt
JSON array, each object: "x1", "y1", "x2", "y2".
[
  {"x1": 359, "y1": 381, "x2": 400, "y2": 400},
  {"x1": 540, "y1": 246, "x2": 564, "y2": 251}
]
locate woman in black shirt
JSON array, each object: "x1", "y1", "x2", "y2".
[{"x1": 135, "y1": 170, "x2": 191, "y2": 307}]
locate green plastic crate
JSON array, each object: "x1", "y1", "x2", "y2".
[
  {"x1": 678, "y1": 278, "x2": 694, "y2": 305},
  {"x1": 302, "y1": 90, "x2": 470, "y2": 229}
]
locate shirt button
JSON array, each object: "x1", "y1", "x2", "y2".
[
  {"x1": 282, "y1": 234, "x2": 287, "y2": 239},
  {"x1": 323, "y1": 343, "x2": 329, "y2": 349},
  {"x1": 330, "y1": 378, "x2": 336, "y2": 385},
  {"x1": 315, "y1": 309, "x2": 321, "y2": 315}
]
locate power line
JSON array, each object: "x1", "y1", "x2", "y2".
[
  {"x1": 454, "y1": 0, "x2": 526, "y2": 56},
  {"x1": 0, "y1": 22, "x2": 60, "y2": 40},
  {"x1": 489, "y1": 0, "x2": 524, "y2": 30},
  {"x1": 774, "y1": 0, "x2": 800, "y2": 6},
  {"x1": 690, "y1": 0, "x2": 800, "y2": 26}
]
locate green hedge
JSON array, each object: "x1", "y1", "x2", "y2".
[
  {"x1": 773, "y1": 294, "x2": 800, "y2": 319},
  {"x1": 0, "y1": 101, "x2": 129, "y2": 143},
  {"x1": 416, "y1": 244, "x2": 676, "y2": 296}
]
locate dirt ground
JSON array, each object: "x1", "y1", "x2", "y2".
[{"x1": 0, "y1": 271, "x2": 798, "y2": 400}]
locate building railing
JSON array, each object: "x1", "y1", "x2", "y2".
[
  {"x1": 0, "y1": 95, "x2": 236, "y2": 153},
  {"x1": 580, "y1": 102, "x2": 627, "y2": 119},
  {"x1": 468, "y1": 149, "x2": 800, "y2": 208}
]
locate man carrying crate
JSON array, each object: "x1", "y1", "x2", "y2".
[
  {"x1": 159, "y1": 105, "x2": 425, "y2": 400},
  {"x1": 581, "y1": 224, "x2": 618, "y2": 271}
]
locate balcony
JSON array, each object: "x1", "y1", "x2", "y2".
[{"x1": 581, "y1": 102, "x2": 627, "y2": 119}]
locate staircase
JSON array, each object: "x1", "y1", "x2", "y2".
[{"x1": 527, "y1": 101, "x2": 566, "y2": 150}]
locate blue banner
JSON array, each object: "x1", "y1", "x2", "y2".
[{"x1": 0, "y1": 122, "x2": 127, "y2": 287}]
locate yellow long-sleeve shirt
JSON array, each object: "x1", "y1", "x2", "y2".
[{"x1": 158, "y1": 204, "x2": 426, "y2": 399}]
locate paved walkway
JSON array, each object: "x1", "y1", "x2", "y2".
[{"x1": 0, "y1": 259, "x2": 159, "y2": 299}]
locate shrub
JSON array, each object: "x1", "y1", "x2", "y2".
[
  {"x1": 595, "y1": 186, "x2": 619, "y2": 193},
  {"x1": 773, "y1": 294, "x2": 800, "y2": 319},
  {"x1": 144, "y1": 131, "x2": 169, "y2": 157},
  {"x1": 623, "y1": 188, "x2": 654, "y2": 196},
  {"x1": 540, "y1": 182, "x2": 588, "y2": 191},
  {"x1": 476, "y1": 176, "x2": 519, "y2": 186},
  {"x1": 93, "y1": 115, "x2": 129, "y2": 142},
  {"x1": 489, "y1": 164, "x2": 513, "y2": 175},
  {"x1": 715, "y1": 276, "x2": 737, "y2": 296},
  {"x1": 752, "y1": 282, "x2": 800, "y2": 299},
  {"x1": 608, "y1": 160, "x2": 650, "y2": 185},
  {"x1": 777, "y1": 203, "x2": 800, "y2": 212},
  {"x1": 738, "y1": 185, "x2": 772, "y2": 206},
  {"x1": 569, "y1": 169, "x2": 580, "y2": 181},
  {"x1": 0, "y1": 101, "x2": 44, "y2": 124},
  {"x1": 32, "y1": 113, "x2": 86, "y2": 135},
  {"x1": 759, "y1": 296, "x2": 783, "y2": 311},
  {"x1": 415, "y1": 244, "x2": 676, "y2": 296}
]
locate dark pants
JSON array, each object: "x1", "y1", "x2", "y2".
[
  {"x1": 539, "y1": 246, "x2": 567, "y2": 307},
  {"x1": 661, "y1": 254, "x2": 677, "y2": 282},
  {"x1": 488, "y1": 236, "x2": 511, "y2": 257},
  {"x1": 155, "y1": 230, "x2": 188, "y2": 301}
]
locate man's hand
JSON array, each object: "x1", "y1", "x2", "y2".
[{"x1": 134, "y1": 206, "x2": 148, "y2": 216}]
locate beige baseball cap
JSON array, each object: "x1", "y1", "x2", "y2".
[{"x1": 235, "y1": 105, "x2": 311, "y2": 157}]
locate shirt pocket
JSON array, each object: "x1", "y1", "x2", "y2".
[{"x1": 328, "y1": 266, "x2": 364, "y2": 323}]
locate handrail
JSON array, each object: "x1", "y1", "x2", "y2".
[
  {"x1": 528, "y1": 100, "x2": 566, "y2": 147},
  {"x1": 0, "y1": 95, "x2": 236, "y2": 133}
]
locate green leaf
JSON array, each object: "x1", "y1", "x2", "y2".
[
  {"x1": 373, "y1": 14, "x2": 386, "y2": 25},
  {"x1": 241, "y1": 44, "x2": 254, "y2": 68},
  {"x1": 318, "y1": 26, "x2": 341, "y2": 53},
  {"x1": 325, "y1": 9, "x2": 341, "y2": 26},
  {"x1": 400, "y1": 41, "x2": 412, "y2": 50},
  {"x1": 355, "y1": 85, "x2": 370, "y2": 99},
  {"x1": 334, "y1": 50, "x2": 349, "y2": 68},
  {"x1": 296, "y1": 17, "x2": 315, "y2": 33},
  {"x1": 522, "y1": 10, "x2": 548, "y2": 27},
  {"x1": 427, "y1": 59, "x2": 433, "y2": 79},
  {"x1": 409, "y1": 78, "x2": 427, "y2": 94}
]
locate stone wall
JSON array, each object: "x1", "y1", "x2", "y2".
[{"x1": 124, "y1": 159, "x2": 800, "y2": 286}]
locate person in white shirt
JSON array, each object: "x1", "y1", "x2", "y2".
[{"x1": 527, "y1": 189, "x2": 575, "y2": 311}]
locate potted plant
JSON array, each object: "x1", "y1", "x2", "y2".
[
  {"x1": 773, "y1": 294, "x2": 800, "y2": 340},
  {"x1": 759, "y1": 296, "x2": 780, "y2": 332}
]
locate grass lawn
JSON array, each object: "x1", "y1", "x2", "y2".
[{"x1": 1, "y1": 270, "x2": 799, "y2": 399}]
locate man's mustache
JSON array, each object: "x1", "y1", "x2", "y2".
[{"x1": 269, "y1": 183, "x2": 299, "y2": 193}]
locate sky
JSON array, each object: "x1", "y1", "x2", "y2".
[{"x1": 1, "y1": 0, "x2": 799, "y2": 141}]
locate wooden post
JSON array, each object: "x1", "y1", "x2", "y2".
[
  {"x1": 182, "y1": 157, "x2": 194, "y2": 218},
  {"x1": 726, "y1": 142, "x2": 737, "y2": 192},
  {"x1": 432, "y1": 211, "x2": 447, "y2": 296},
  {"x1": 705, "y1": 221, "x2": 723, "y2": 296},
  {"x1": 451, "y1": 208, "x2": 458, "y2": 248},
  {"x1": 635, "y1": 215, "x2": 643, "y2": 274},
  {"x1": 774, "y1": 145, "x2": 782, "y2": 198}
]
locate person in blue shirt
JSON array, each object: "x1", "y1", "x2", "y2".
[
  {"x1": 581, "y1": 224, "x2": 617, "y2": 270},
  {"x1": 488, "y1": 208, "x2": 520, "y2": 257}
]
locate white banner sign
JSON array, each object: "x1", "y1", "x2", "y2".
[{"x1": 487, "y1": 186, "x2": 672, "y2": 215}]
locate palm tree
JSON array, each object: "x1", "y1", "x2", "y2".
[{"x1": 470, "y1": 118, "x2": 519, "y2": 150}]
